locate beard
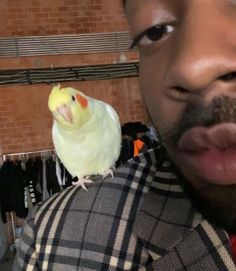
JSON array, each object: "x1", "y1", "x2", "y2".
[
  {"x1": 160, "y1": 95, "x2": 236, "y2": 234},
  {"x1": 175, "y1": 169, "x2": 236, "y2": 234}
]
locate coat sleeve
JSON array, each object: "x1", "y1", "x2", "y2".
[{"x1": 12, "y1": 206, "x2": 39, "y2": 271}]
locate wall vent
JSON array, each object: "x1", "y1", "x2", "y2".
[{"x1": 0, "y1": 32, "x2": 134, "y2": 58}]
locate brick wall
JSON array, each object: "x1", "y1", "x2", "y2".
[
  {"x1": 0, "y1": 79, "x2": 148, "y2": 155},
  {"x1": 0, "y1": 2, "x2": 149, "y2": 244},
  {"x1": 0, "y1": 0, "x2": 148, "y2": 156},
  {"x1": 0, "y1": 0, "x2": 128, "y2": 37}
]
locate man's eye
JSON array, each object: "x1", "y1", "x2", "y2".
[{"x1": 131, "y1": 25, "x2": 174, "y2": 49}]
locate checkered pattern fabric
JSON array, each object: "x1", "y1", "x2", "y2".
[{"x1": 13, "y1": 148, "x2": 236, "y2": 270}]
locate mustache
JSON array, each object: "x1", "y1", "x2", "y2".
[{"x1": 163, "y1": 95, "x2": 236, "y2": 147}]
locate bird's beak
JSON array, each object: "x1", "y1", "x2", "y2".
[{"x1": 56, "y1": 104, "x2": 73, "y2": 123}]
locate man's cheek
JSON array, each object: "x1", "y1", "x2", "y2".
[
  {"x1": 139, "y1": 67, "x2": 186, "y2": 138},
  {"x1": 141, "y1": 93, "x2": 166, "y2": 128},
  {"x1": 143, "y1": 92, "x2": 184, "y2": 137}
]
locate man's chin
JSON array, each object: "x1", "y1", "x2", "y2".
[{"x1": 173, "y1": 165, "x2": 236, "y2": 234}]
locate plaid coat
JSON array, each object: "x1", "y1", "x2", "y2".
[{"x1": 13, "y1": 148, "x2": 236, "y2": 270}]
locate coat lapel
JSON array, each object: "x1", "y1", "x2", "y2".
[
  {"x1": 131, "y1": 151, "x2": 236, "y2": 270},
  {"x1": 143, "y1": 220, "x2": 235, "y2": 270}
]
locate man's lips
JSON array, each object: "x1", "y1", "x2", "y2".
[{"x1": 177, "y1": 123, "x2": 236, "y2": 184}]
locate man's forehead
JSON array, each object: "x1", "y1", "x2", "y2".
[
  {"x1": 124, "y1": 0, "x2": 236, "y2": 6},
  {"x1": 124, "y1": 0, "x2": 178, "y2": 9},
  {"x1": 125, "y1": 0, "x2": 236, "y2": 19}
]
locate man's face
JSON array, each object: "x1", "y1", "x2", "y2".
[{"x1": 126, "y1": 0, "x2": 236, "y2": 232}]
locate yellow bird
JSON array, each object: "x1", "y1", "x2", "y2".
[{"x1": 48, "y1": 85, "x2": 121, "y2": 190}]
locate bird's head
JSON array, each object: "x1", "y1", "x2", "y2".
[{"x1": 48, "y1": 85, "x2": 91, "y2": 129}]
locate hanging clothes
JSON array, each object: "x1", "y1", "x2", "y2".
[
  {"x1": 0, "y1": 205, "x2": 8, "y2": 261},
  {"x1": 55, "y1": 157, "x2": 65, "y2": 190},
  {"x1": 46, "y1": 158, "x2": 61, "y2": 195},
  {"x1": 117, "y1": 122, "x2": 159, "y2": 165},
  {"x1": 63, "y1": 167, "x2": 75, "y2": 189},
  {"x1": 121, "y1": 121, "x2": 149, "y2": 135},
  {"x1": 133, "y1": 138, "x2": 145, "y2": 157},
  {"x1": 116, "y1": 137, "x2": 134, "y2": 166},
  {"x1": 24, "y1": 158, "x2": 42, "y2": 205},
  {"x1": 41, "y1": 157, "x2": 50, "y2": 201},
  {"x1": 0, "y1": 160, "x2": 27, "y2": 223}
]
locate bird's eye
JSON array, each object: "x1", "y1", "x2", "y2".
[
  {"x1": 131, "y1": 24, "x2": 174, "y2": 49},
  {"x1": 72, "y1": 95, "x2": 76, "y2": 102}
]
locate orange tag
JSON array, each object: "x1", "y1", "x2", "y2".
[{"x1": 76, "y1": 94, "x2": 88, "y2": 108}]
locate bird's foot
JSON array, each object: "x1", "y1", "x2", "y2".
[
  {"x1": 101, "y1": 169, "x2": 114, "y2": 179},
  {"x1": 72, "y1": 176, "x2": 93, "y2": 191}
]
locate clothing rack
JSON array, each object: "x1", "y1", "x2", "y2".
[
  {"x1": 0, "y1": 148, "x2": 64, "y2": 247},
  {"x1": 1, "y1": 149, "x2": 56, "y2": 161}
]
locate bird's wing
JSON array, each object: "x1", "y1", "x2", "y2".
[{"x1": 104, "y1": 103, "x2": 120, "y2": 126}]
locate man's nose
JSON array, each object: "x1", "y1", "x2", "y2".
[{"x1": 167, "y1": 7, "x2": 236, "y2": 99}]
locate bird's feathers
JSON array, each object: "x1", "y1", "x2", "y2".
[{"x1": 48, "y1": 85, "x2": 121, "y2": 183}]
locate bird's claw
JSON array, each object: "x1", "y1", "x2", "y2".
[
  {"x1": 72, "y1": 170, "x2": 114, "y2": 190},
  {"x1": 72, "y1": 177, "x2": 93, "y2": 191},
  {"x1": 101, "y1": 169, "x2": 114, "y2": 179}
]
